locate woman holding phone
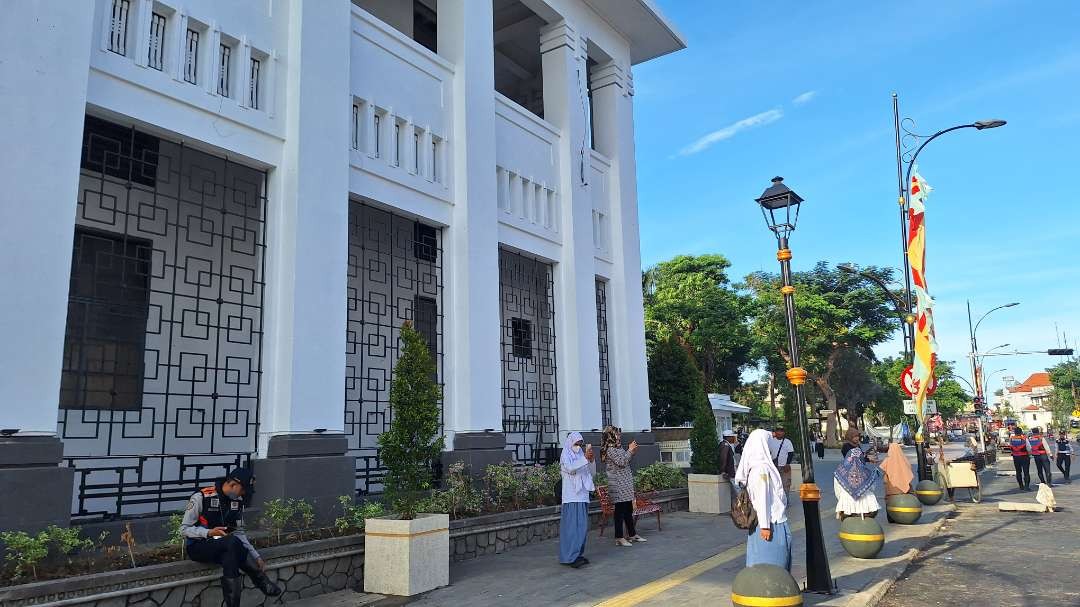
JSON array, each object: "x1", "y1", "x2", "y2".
[
  {"x1": 559, "y1": 431, "x2": 596, "y2": 568},
  {"x1": 601, "y1": 426, "x2": 646, "y2": 547}
]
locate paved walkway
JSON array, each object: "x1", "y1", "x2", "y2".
[{"x1": 294, "y1": 447, "x2": 956, "y2": 607}]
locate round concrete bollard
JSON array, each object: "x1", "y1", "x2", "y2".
[
  {"x1": 731, "y1": 564, "x2": 803, "y2": 607},
  {"x1": 914, "y1": 479, "x2": 943, "y2": 505},
  {"x1": 886, "y1": 493, "x2": 923, "y2": 524},
  {"x1": 838, "y1": 516, "x2": 885, "y2": 559}
]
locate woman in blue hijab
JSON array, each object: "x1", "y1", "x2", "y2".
[
  {"x1": 559, "y1": 431, "x2": 595, "y2": 568},
  {"x1": 834, "y1": 446, "x2": 881, "y2": 519}
]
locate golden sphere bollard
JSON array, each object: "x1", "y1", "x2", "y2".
[{"x1": 731, "y1": 564, "x2": 802, "y2": 606}]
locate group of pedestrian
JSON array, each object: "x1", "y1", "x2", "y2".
[
  {"x1": 1009, "y1": 426, "x2": 1074, "y2": 490},
  {"x1": 558, "y1": 426, "x2": 647, "y2": 569}
]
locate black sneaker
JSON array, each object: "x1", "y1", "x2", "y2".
[{"x1": 570, "y1": 557, "x2": 588, "y2": 568}]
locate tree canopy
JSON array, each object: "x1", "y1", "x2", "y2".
[{"x1": 647, "y1": 334, "x2": 710, "y2": 427}]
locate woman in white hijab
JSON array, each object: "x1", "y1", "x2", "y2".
[
  {"x1": 559, "y1": 431, "x2": 595, "y2": 568},
  {"x1": 735, "y1": 429, "x2": 791, "y2": 571}
]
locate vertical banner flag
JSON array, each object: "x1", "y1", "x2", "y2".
[{"x1": 907, "y1": 166, "x2": 937, "y2": 430}]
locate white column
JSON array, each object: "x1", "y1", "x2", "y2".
[
  {"x1": 540, "y1": 22, "x2": 603, "y2": 434},
  {"x1": 590, "y1": 61, "x2": 651, "y2": 432},
  {"x1": 438, "y1": 0, "x2": 504, "y2": 436},
  {"x1": 0, "y1": 1, "x2": 94, "y2": 433},
  {"x1": 259, "y1": 0, "x2": 352, "y2": 452}
]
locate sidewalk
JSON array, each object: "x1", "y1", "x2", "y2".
[{"x1": 293, "y1": 451, "x2": 955, "y2": 607}]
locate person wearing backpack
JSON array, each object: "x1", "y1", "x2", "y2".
[{"x1": 735, "y1": 429, "x2": 791, "y2": 571}]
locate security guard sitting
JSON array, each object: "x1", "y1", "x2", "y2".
[{"x1": 180, "y1": 468, "x2": 282, "y2": 606}]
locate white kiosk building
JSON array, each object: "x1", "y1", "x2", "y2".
[{"x1": 0, "y1": 0, "x2": 684, "y2": 530}]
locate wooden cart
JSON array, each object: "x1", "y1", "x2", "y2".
[{"x1": 936, "y1": 460, "x2": 982, "y2": 503}]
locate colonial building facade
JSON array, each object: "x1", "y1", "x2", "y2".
[{"x1": 0, "y1": 0, "x2": 683, "y2": 531}]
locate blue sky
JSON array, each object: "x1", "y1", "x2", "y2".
[{"x1": 633, "y1": 0, "x2": 1080, "y2": 393}]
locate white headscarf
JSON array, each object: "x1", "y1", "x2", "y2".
[
  {"x1": 735, "y1": 429, "x2": 785, "y2": 497},
  {"x1": 560, "y1": 431, "x2": 595, "y2": 494}
]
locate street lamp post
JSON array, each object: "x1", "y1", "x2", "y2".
[
  {"x1": 755, "y1": 177, "x2": 833, "y2": 594},
  {"x1": 967, "y1": 301, "x2": 1019, "y2": 453},
  {"x1": 890, "y1": 93, "x2": 1006, "y2": 481}
]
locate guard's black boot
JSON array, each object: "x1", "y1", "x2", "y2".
[
  {"x1": 242, "y1": 555, "x2": 283, "y2": 597},
  {"x1": 221, "y1": 576, "x2": 243, "y2": 607}
]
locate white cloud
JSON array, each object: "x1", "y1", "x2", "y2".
[
  {"x1": 677, "y1": 109, "x2": 784, "y2": 156},
  {"x1": 792, "y1": 90, "x2": 818, "y2": 105}
]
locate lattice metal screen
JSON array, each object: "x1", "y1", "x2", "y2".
[
  {"x1": 61, "y1": 115, "x2": 267, "y2": 520},
  {"x1": 345, "y1": 203, "x2": 443, "y2": 494},
  {"x1": 595, "y1": 278, "x2": 612, "y2": 428},
  {"x1": 499, "y1": 250, "x2": 558, "y2": 464}
]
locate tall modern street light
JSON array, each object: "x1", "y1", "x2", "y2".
[
  {"x1": 968, "y1": 302, "x2": 1020, "y2": 453},
  {"x1": 891, "y1": 93, "x2": 1006, "y2": 481},
  {"x1": 755, "y1": 177, "x2": 832, "y2": 594}
]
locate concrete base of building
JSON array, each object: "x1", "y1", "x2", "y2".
[
  {"x1": 252, "y1": 434, "x2": 356, "y2": 526},
  {"x1": 442, "y1": 431, "x2": 513, "y2": 476},
  {"x1": 0, "y1": 435, "x2": 74, "y2": 532}
]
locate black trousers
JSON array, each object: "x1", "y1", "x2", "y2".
[
  {"x1": 1057, "y1": 453, "x2": 1072, "y2": 480},
  {"x1": 188, "y1": 535, "x2": 251, "y2": 578},
  {"x1": 614, "y1": 501, "x2": 636, "y2": 539},
  {"x1": 1033, "y1": 454, "x2": 1053, "y2": 485},
  {"x1": 816, "y1": 442, "x2": 826, "y2": 459},
  {"x1": 1012, "y1": 455, "x2": 1031, "y2": 489}
]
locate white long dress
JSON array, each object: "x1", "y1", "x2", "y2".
[{"x1": 834, "y1": 478, "x2": 881, "y2": 519}]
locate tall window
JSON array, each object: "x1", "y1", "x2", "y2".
[
  {"x1": 413, "y1": 132, "x2": 420, "y2": 174},
  {"x1": 511, "y1": 318, "x2": 533, "y2": 359},
  {"x1": 108, "y1": 0, "x2": 130, "y2": 56},
  {"x1": 431, "y1": 139, "x2": 438, "y2": 182},
  {"x1": 61, "y1": 228, "x2": 151, "y2": 411},
  {"x1": 248, "y1": 57, "x2": 261, "y2": 109},
  {"x1": 218, "y1": 43, "x2": 232, "y2": 97},
  {"x1": 183, "y1": 28, "x2": 199, "y2": 84},
  {"x1": 351, "y1": 103, "x2": 361, "y2": 149},
  {"x1": 393, "y1": 123, "x2": 402, "y2": 167},
  {"x1": 373, "y1": 113, "x2": 382, "y2": 157},
  {"x1": 148, "y1": 12, "x2": 167, "y2": 70}
]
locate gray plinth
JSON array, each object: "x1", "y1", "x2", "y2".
[
  {"x1": 442, "y1": 432, "x2": 512, "y2": 476},
  {"x1": 0, "y1": 435, "x2": 74, "y2": 532},
  {"x1": 252, "y1": 434, "x2": 356, "y2": 526}
]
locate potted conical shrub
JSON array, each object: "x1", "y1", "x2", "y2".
[
  {"x1": 364, "y1": 322, "x2": 448, "y2": 596},
  {"x1": 689, "y1": 392, "x2": 726, "y2": 514}
]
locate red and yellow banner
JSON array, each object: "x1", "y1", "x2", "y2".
[{"x1": 907, "y1": 167, "x2": 937, "y2": 430}]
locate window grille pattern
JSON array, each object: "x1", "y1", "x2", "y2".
[
  {"x1": 108, "y1": 0, "x2": 130, "y2": 56},
  {"x1": 248, "y1": 58, "x2": 261, "y2": 109},
  {"x1": 351, "y1": 104, "x2": 360, "y2": 149},
  {"x1": 218, "y1": 44, "x2": 231, "y2": 97},
  {"x1": 346, "y1": 203, "x2": 443, "y2": 494},
  {"x1": 595, "y1": 279, "x2": 612, "y2": 427},
  {"x1": 62, "y1": 115, "x2": 267, "y2": 520},
  {"x1": 148, "y1": 12, "x2": 166, "y2": 70},
  {"x1": 499, "y1": 250, "x2": 558, "y2": 465},
  {"x1": 183, "y1": 29, "x2": 199, "y2": 84}
]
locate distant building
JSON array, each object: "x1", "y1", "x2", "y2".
[
  {"x1": 709, "y1": 393, "x2": 751, "y2": 437},
  {"x1": 653, "y1": 426, "x2": 691, "y2": 469},
  {"x1": 1000, "y1": 372, "x2": 1055, "y2": 429}
]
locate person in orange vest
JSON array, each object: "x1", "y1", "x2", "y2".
[
  {"x1": 1029, "y1": 427, "x2": 1054, "y2": 487},
  {"x1": 1008, "y1": 427, "x2": 1031, "y2": 491}
]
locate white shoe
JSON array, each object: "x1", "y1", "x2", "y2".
[
  {"x1": 615, "y1": 538, "x2": 633, "y2": 547},
  {"x1": 630, "y1": 535, "x2": 647, "y2": 543}
]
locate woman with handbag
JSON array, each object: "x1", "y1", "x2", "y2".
[{"x1": 735, "y1": 429, "x2": 791, "y2": 571}]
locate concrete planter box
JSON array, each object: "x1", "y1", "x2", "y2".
[
  {"x1": 363, "y1": 513, "x2": 449, "y2": 596},
  {"x1": 688, "y1": 474, "x2": 729, "y2": 514},
  {"x1": 0, "y1": 535, "x2": 364, "y2": 607}
]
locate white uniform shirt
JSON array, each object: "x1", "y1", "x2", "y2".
[
  {"x1": 747, "y1": 466, "x2": 788, "y2": 529},
  {"x1": 769, "y1": 436, "x2": 795, "y2": 468}
]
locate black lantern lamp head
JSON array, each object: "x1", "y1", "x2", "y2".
[{"x1": 755, "y1": 176, "x2": 803, "y2": 239}]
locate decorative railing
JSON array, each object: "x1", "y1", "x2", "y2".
[
  {"x1": 495, "y1": 93, "x2": 561, "y2": 243},
  {"x1": 589, "y1": 149, "x2": 612, "y2": 260}
]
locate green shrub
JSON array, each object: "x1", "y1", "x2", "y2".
[
  {"x1": 335, "y1": 496, "x2": 385, "y2": 534},
  {"x1": 690, "y1": 396, "x2": 721, "y2": 474},
  {"x1": 440, "y1": 462, "x2": 484, "y2": 518},
  {"x1": 165, "y1": 513, "x2": 185, "y2": 557},
  {"x1": 379, "y1": 323, "x2": 445, "y2": 519},
  {"x1": 484, "y1": 462, "x2": 524, "y2": 510},
  {"x1": 0, "y1": 526, "x2": 93, "y2": 581},
  {"x1": 295, "y1": 500, "x2": 315, "y2": 538},
  {"x1": 259, "y1": 498, "x2": 313, "y2": 542},
  {"x1": 634, "y1": 463, "x2": 686, "y2": 492}
]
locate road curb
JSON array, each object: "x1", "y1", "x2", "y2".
[{"x1": 840, "y1": 505, "x2": 956, "y2": 607}]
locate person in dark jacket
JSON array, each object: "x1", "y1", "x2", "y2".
[
  {"x1": 1055, "y1": 430, "x2": 1073, "y2": 482},
  {"x1": 719, "y1": 430, "x2": 737, "y2": 479},
  {"x1": 180, "y1": 468, "x2": 282, "y2": 607}
]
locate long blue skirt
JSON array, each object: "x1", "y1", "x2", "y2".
[
  {"x1": 746, "y1": 520, "x2": 792, "y2": 571},
  {"x1": 559, "y1": 502, "x2": 588, "y2": 564}
]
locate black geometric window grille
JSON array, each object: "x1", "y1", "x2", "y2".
[
  {"x1": 499, "y1": 250, "x2": 558, "y2": 465},
  {"x1": 218, "y1": 44, "x2": 231, "y2": 98},
  {"x1": 595, "y1": 278, "x2": 612, "y2": 428},
  {"x1": 148, "y1": 12, "x2": 167, "y2": 71},
  {"x1": 61, "y1": 227, "x2": 152, "y2": 412},
  {"x1": 249, "y1": 57, "x2": 261, "y2": 110},
  {"x1": 60, "y1": 115, "x2": 267, "y2": 520},
  {"x1": 346, "y1": 203, "x2": 443, "y2": 495},
  {"x1": 184, "y1": 29, "x2": 199, "y2": 84},
  {"x1": 108, "y1": 0, "x2": 130, "y2": 56}
]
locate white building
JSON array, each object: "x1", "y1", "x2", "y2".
[
  {"x1": 709, "y1": 393, "x2": 751, "y2": 437},
  {"x1": 0, "y1": 0, "x2": 684, "y2": 530},
  {"x1": 999, "y1": 372, "x2": 1055, "y2": 429}
]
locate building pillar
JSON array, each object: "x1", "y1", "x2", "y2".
[
  {"x1": 540, "y1": 22, "x2": 604, "y2": 437},
  {"x1": 590, "y1": 61, "x2": 652, "y2": 435},
  {"x1": 255, "y1": 0, "x2": 353, "y2": 522},
  {"x1": 0, "y1": 1, "x2": 95, "y2": 531},
  {"x1": 438, "y1": 0, "x2": 512, "y2": 471}
]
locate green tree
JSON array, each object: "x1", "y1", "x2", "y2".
[
  {"x1": 379, "y1": 322, "x2": 445, "y2": 520},
  {"x1": 745, "y1": 263, "x2": 897, "y2": 443},
  {"x1": 643, "y1": 254, "x2": 754, "y2": 393},
  {"x1": 868, "y1": 357, "x2": 970, "y2": 424},
  {"x1": 690, "y1": 397, "x2": 721, "y2": 474},
  {"x1": 648, "y1": 335, "x2": 709, "y2": 426}
]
